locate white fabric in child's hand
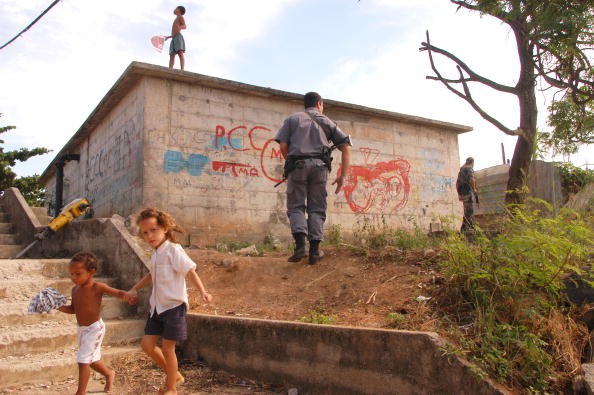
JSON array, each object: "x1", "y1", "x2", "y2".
[{"x1": 28, "y1": 287, "x2": 67, "y2": 313}]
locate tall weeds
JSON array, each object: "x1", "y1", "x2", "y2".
[{"x1": 438, "y1": 201, "x2": 594, "y2": 391}]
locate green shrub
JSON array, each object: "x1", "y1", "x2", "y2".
[
  {"x1": 352, "y1": 215, "x2": 437, "y2": 251},
  {"x1": 386, "y1": 312, "x2": 407, "y2": 329},
  {"x1": 325, "y1": 224, "x2": 343, "y2": 245},
  {"x1": 299, "y1": 308, "x2": 337, "y2": 325},
  {"x1": 556, "y1": 162, "x2": 594, "y2": 195},
  {"x1": 438, "y1": 200, "x2": 593, "y2": 391}
]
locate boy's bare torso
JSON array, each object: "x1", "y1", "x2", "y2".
[
  {"x1": 72, "y1": 282, "x2": 104, "y2": 326},
  {"x1": 171, "y1": 15, "x2": 185, "y2": 36}
]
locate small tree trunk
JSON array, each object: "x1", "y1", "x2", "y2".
[
  {"x1": 506, "y1": 133, "x2": 534, "y2": 204},
  {"x1": 505, "y1": 23, "x2": 538, "y2": 205}
]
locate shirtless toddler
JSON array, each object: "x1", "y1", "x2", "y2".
[{"x1": 58, "y1": 252, "x2": 131, "y2": 395}]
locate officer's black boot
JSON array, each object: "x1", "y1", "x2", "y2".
[
  {"x1": 308, "y1": 240, "x2": 324, "y2": 265},
  {"x1": 288, "y1": 232, "x2": 307, "y2": 262}
]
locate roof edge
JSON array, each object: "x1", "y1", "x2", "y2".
[{"x1": 40, "y1": 61, "x2": 473, "y2": 183}]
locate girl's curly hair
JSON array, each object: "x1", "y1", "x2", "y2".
[{"x1": 136, "y1": 207, "x2": 184, "y2": 243}]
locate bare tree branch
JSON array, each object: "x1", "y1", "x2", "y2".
[
  {"x1": 421, "y1": 30, "x2": 521, "y2": 138},
  {"x1": 420, "y1": 38, "x2": 517, "y2": 94},
  {"x1": 426, "y1": 76, "x2": 474, "y2": 84}
]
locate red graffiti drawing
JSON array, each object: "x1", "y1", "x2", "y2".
[
  {"x1": 339, "y1": 154, "x2": 411, "y2": 213},
  {"x1": 213, "y1": 125, "x2": 283, "y2": 183},
  {"x1": 212, "y1": 161, "x2": 259, "y2": 177}
]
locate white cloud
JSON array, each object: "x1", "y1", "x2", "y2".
[
  {"x1": 0, "y1": 0, "x2": 588, "y2": 177},
  {"x1": 0, "y1": 0, "x2": 296, "y2": 176},
  {"x1": 318, "y1": 1, "x2": 564, "y2": 170}
]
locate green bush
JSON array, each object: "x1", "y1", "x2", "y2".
[
  {"x1": 438, "y1": 200, "x2": 593, "y2": 391},
  {"x1": 352, "y1": 215, "x2": 437, "y2": 251},
  {"x1": 386, "y1": 312, "x2": 407, "y2": 329},
  {"x1": 299, "y1": 308, "x2": 337, "y2": 325},
  {"x1": 556, "y1": 162, "x2": 594, "y2": 195},
  {"x1": 325, "y1": 224, "x2": 343, "y2": 245}
]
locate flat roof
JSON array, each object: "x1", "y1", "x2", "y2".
[{"x1": 40, "y1": 61, "x2": 472, "y2": 183}]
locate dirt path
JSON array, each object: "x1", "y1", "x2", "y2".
[
  {"x1": 187, "y1": 245, "x2": 439, "y2": 329},
  {"x1": 0, "y1": 354, "x2": 284, "y2": 394}
]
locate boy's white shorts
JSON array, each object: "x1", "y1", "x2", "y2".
[{"x1": 77, "y1": 319, "x2": 105, "y2": 364}]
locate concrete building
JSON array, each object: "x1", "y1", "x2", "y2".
[{"x1": 39, "y1": 62, "x2": 471, "y2": 245}]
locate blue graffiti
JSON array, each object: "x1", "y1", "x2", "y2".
[
  {"x1": 423, "y1": 175, "x2": 452, "y2": 194},
  {"x1": 420, "y1": 149, "x2": 445, "y2": 172},
  {"x1": 163, "y1": 150, "x2": 210, "y2": 176},
  {"x1": 210, "y1": 135, "x2": 243, "y2": 151}
]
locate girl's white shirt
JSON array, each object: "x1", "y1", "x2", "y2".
[{"x1": 149, "y1": 239, "x2": 196, "y2": 315}]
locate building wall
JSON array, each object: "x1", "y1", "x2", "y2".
[
  {"x1": 44, "y1": 83, "x2": 145, "y2": 218},
  {"x1": 474, "y1": 161, "x2": 563, "y2": 216},
  {"x1": 141, "y1": 77, "x2": 462, "y2": 245}
]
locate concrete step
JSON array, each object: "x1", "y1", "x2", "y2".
[
  {"x1": 0, "y1": 234, "x2": 18, "y2": 245},
  {"x1": 0, "y1": 296, "x2": 133, "y2": 326},
  {"x1": 0, "y1": 223, "x2": 13, "y2": 234},
  {"x1": 30, "y1": 206, "x2": 48, "y2": 218},
  {"x1": 0, "y1": 277, "x2": 117, "y2": 301},
  {"x1": 0, "y1": 319, "x2": 145, "y2": 359},
  {"x1": 0, "y1": 244, "x2": 24, "y2": 259},
  {"x1": 37, "y1": 216, "x2": 51, "y2": 226},
  {"x1": 0, "y1": 345, "x2": 142, "y2": 388},
  {"x1": 0, "y1": 259, "x2": 103, "y2": 281},
  {"x1": 30, "y1": 207, "x2": 51, "y2": 226}
]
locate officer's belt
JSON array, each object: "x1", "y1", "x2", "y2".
[{"x1": 287, "y1": 154, "x2": 325, "y2": 160}]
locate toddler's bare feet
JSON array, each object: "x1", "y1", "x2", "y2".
[{"x1": 104, "y1": 369, "x2": 115, "y2": 393}]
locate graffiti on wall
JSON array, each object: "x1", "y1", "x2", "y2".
[
  {"x1": 419, "y1": 148, "x2": 452, "y2": 200},
  {"x1": 164, "y1": 124, "x2": 284, "y2": 183},
  {"x1": 338, "y1": 148, "x2": 411, "y2": 213},
  {"x1": 163, "y1": 127, "x2": 416, "y2": 214},
  {"x1": 85, "y1": 118, "x2": 142, "y2": 214}
]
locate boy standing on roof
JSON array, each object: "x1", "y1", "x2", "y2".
[{"x1": 167, "y1": 6, "x2": 187, "y2": 71}]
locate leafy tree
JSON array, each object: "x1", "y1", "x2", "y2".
[
  {"x1": 555, "y1": 161, "x2": 594, "y2": 195},
  {"x1": 420, "y1": 0, "x2": 594, "y2": 203},
  {"x1": 0, "y1": 114, "x2": 51, "y2": 206},
  {"x1": 541, "y1": 96, "x2": 593, "y2": 155}
]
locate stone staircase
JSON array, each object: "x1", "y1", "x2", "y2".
[
  {"x1": 0, "y1": 205, "x2": 145, "y2": 389},
  {"x1": 0, "y1": 207, "x2": 24, "y2": 259}
]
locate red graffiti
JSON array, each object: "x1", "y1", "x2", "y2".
[
  {"x1": 227, "y1": 126, "x2": 249, "y2": 151},
  {"x1": 213, "y1": 125, "x2": 283, "y2": 183},
  {"x1": 339, "y1": 158, "x2": 411, "y2": 213},
  {"x1": 212, "y1": 161, "x2": 259, "y2": 177}
]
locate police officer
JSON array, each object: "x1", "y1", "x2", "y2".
[{"x1": 274, "y1": 92, "x2": 352, "y2": 265}]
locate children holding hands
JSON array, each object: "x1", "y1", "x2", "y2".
[{"x1": 57, "y1": 207, "x2": 210, "y2": 394}]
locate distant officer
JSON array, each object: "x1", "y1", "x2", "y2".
[
  {"x1": 274, "y1": 92, "x2": 352, "y2": 265},
  {"x1": 456, "y1": 157, "x2": 479, "y2": 232}
]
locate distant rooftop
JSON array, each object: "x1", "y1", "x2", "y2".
[{"x1": 40, "y1": 61, "x2": 472, "y2": 182}]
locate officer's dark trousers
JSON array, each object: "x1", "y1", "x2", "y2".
[
  {"x1": 286, "y1": 158, "x2": 328, "y2": 241},
  {"x1": 461, "y1": 197, "x2": 474, "y2": 232}
]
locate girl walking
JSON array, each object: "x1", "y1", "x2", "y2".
[{"x1": 127, "y1": 208, "x2": 212, "y2": 395}]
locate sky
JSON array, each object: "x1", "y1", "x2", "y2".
[{"x1": 0, "y1": 0, "x2": 591, "y2": 178}]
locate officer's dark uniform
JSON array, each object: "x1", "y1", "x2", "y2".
[{"x1": 274, "y1": 107, "x2": 349, "y2": 258}]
